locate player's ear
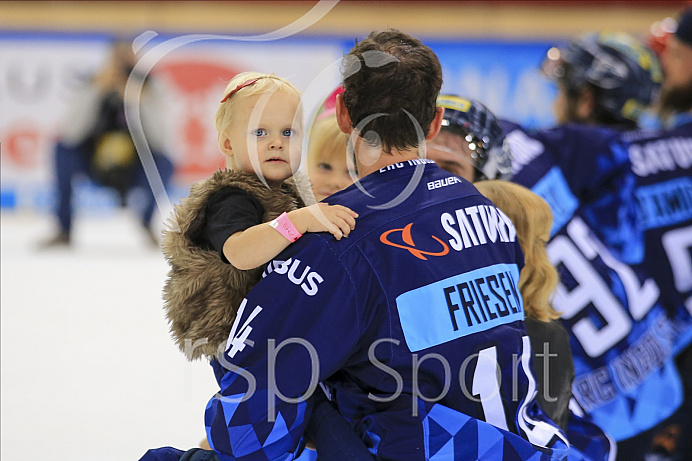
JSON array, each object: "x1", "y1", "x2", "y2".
[
  {"x1": 335, "y1": 94, "x2": 353, "y2": 135},
  {"x1": 426, "y1": 107, "x2": 445, "y2": 140},
  {"x1": 577, "y1": 87, "x2": 596, "y2": 121}
]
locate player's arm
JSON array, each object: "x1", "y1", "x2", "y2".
[
  {"x1": 206, "y1": 237, "x2": 362, "y2": 459},
  {"x1": 500, "y1": 120, "x2": 626, "y2": 196},
  {"x1": 533, "y1": 124, "x2": 628, "y2": 196},
  {"x1": 223, "y1": 203, "x2": 357, "y2": 270}
]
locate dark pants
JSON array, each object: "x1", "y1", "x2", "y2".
[{"x1": 54, "y1": 141, "x2": 174, "y2": 234}]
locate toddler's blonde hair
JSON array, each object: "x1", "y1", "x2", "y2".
[
  {"x1": 474, "y1": 180, "x2": 561, "y2": 322},
  {"x1": 214, "y1": 72, "x2": 303, "y2": 135}
]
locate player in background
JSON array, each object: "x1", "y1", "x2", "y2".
[
  {"x1": 621, "y1": 7, "x2": 692, "y2": 460},
  {"x1": 629, "y1": 7, "x2": 692, "y2": 344},
  {"x1": 500, "y1": 30, "x2": 690, "y2": 460},
  {"x1": 429, "y1": 96, "x2": 614, "y2": 461}
]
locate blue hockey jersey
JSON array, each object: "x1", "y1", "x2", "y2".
[
  {"x1": 620, "y1": 117, "x2": 692, "y2": 351},
  {"x1": 502, "y1": 121, "x2": 687, "y2": 441},
  {"x1": 205, "y1": 161, "x2": 569, "y2": 460}
]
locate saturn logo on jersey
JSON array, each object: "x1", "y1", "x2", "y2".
[
  {"x1": 263, "y1": 258, "x2": 324, "y2": 296},
  {"x1": 380, "y1": 223, "x2": 450, "y2": 260}
]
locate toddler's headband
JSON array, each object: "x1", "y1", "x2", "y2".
[{"x1": 220, "y1": 77, "x2": 263, "y2": 103}]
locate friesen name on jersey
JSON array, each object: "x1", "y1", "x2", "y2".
[
  {"x1": 443, "y1": 270, "x2": 522, "y2": 332},
  {"x1": 396, "y1": 263, "x2": 524, "y2": 351}
]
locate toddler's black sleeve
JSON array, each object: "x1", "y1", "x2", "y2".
[{"x1": 204, "y1": 187, "x2": 265, "y2": 263}]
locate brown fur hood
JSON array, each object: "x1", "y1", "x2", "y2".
[{"x1": 161, "y1": 169, "x2": 311, "y2": 360}]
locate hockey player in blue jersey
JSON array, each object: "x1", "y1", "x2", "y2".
[
  {"x1": 428, "y1": 95, "x2": 615, "y2": 461},
  {"x1": 495, "y1": 30, "x2": 690, "y2": 460},
  {"x1": 629, "y1": 7, "x2": 692, "y2": 346},
  {"x1": 193, "y1": 30, "x2": 569, "y2": 460},
  {"x1": 620, "y1": 8, "x2": 692, "y2": 459}
]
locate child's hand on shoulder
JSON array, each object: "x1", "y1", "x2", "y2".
[{"x1": 289, "y1": 204, "x2": 358, "y2": 240}]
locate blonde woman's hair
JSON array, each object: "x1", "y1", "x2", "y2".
[
  {"x1": 214, "y1": 72, "x2": 303, "y2": 135},
  {"x1": 307, "y1": 113, "x2": 349, "y2": 166},
  {"x1": 474, "y1": 180, "x2": 561, "y2": 322}
]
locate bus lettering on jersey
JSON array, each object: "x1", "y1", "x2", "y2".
[{"x1": 263, "y1": 258, "x2": 324, "y2": 296}]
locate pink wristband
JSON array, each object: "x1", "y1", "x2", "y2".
[{"x1": 269, "y1": 212, "x2": 302, "y2": 242}]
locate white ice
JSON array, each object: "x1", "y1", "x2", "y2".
[{"x1": 1, "y1": 210, "x2": 219, "y2": 460}]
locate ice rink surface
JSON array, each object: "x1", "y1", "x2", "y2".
[{"x1": 1, "y1": 210, "x2": 219, "y2": 460}]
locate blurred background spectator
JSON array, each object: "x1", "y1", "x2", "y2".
[{"x1": 40, "y1": 38, "x2": 173, "y2": 247}]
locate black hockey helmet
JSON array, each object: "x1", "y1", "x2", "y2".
[
  {"x1": 541, "y1": 31, "x2": 662, "y2": 124},
  {"x1": 435, "y1": 94, "x2": 512, "y2": 181}
]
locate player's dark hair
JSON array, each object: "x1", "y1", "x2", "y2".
[{"x1": 341, "y1": 30, "x2": 443, "y2": 154}]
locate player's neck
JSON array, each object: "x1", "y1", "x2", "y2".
[{"x1": 356, "y1": 144, "x2": 421, "y2": 178}]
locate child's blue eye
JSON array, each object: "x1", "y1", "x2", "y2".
[
  {"x1": 318, "y1": 162, "x2": 332, "y2": 171},
  {"x1": 282, "y1": 129, "x2": 295, "y2": 137},
  {"x1": 252, "y1": 129, "x2": 267, "y2": 136}
]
